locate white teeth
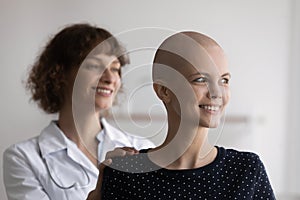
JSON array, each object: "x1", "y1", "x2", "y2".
[
  {"x1": 97, "y1": 88, "x2": 111, "y2": 94},
  {"x1": 200, "y1": 105, "x2": 220, "y2": 111}
]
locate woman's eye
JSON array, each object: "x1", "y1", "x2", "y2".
[
  {"x1": 220, "y1": 78, "x2": 229, "y2": 84},
  {"x1": 193, "y1": 77, "x2": 207, "y2": 83},
  {"x1": 84, "y1": 64, "x2": 104, "y2": 71},
  {"x1": 111, "y1": 67, "x2": 121, "y2": 73}
]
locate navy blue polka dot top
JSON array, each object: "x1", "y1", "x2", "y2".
[{"x1": 101, "y1": 146, "x2": 276, "y2": 199}]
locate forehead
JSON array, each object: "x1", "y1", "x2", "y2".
[
  {"x1": 155, "y1": 45, "x2": 228, "y2": 79},
  {"x1": 85, "y1": 54, "x2": 120, "y2": 65},
  {"x1": 180, "y1": 45, "x2": 228, "y2": 77},
  {"x1": 153, "y1": 32, "x2": 229, "y2": 82}
]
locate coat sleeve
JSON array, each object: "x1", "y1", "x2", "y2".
[{"x1": 3, "y1": 144, "x2": 50, "y2": 200}]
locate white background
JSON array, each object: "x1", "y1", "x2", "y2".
[{"x1": 0, "y1": 0, "x2": 299, "y2": 199}]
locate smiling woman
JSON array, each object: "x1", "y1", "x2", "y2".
[
  {"x1": 88, "y1": 31, "x2": 277, "y2": 200},
  {"x1": 2, "y1": 23, "x2": 155, "y2": 200},
  {"x1": 74, "y1": 54, "x2": 122, "y2": 110}
]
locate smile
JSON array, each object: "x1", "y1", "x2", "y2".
[
  {"x1": 92, "y1": 87, "x2": 113, "y2": 96},
  {"x1": 97, "y1": 88, "x2": 112, "y2": 94},
  {"x1": 199, "y1": 105, "x2": 220, "y2": 111}
]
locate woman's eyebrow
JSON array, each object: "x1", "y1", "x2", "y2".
[
  {"x1": 188, "y1": 72, "x2": 231, "y2": 79},
  {"x1": 222, "y1": 72, "x2": 231, "y2": 78},
  {"x1": 86, "y1": 56, "x2": 103, "y2": 62},
  {"x1": 86, "y1": 56, "x2": 120, "y2": 65},
  {"x1": 188, "y1": 72, "x2": 210, "y2": 78}
]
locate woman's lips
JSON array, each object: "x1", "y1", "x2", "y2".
[
  {"x1": 199, "y1": 105, "x2": 220, "y2": 111},
  {"x1": 93, "y1": 87, "x2": 113, "y2": 96},
  {"x1": 199, "y1": 104, "x2": 222, "y2": 114}
]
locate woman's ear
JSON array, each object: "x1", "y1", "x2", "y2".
[{"x1": 153, "y1": 83, "x2": 171, "y2": 103}]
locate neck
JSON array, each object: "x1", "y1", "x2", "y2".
[
  {"x1": 149, "y1": 112, "x2": 217, "y2": 169},
  {"x1": 57, "y1": 104, "x2": 102, "y2": 166},
  {"x1": 166, "y1": 133, "x2": 217, "y2": 169}
]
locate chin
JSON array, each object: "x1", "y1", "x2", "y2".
[
  {"x1": 209, "y1": 124, "x2": 219, "y2": 128},
  {"x1": 199, "y1": 119, "x2": 221, "y2": 128},
  {"x1": 95, "y1": 103, "x2": 113, "y2": 111}
]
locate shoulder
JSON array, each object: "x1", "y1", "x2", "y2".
[
  {"x1": 223, "y1": 147, "x2": 260, "y2": 160},
  {"x1": 217, "y1": 147, "x2": 275, "y2": 198},
  {"x1": 220, "y1": 146, "x2": 260, "y2": 161},
  {"x1": 217, "y1": 147, "x2": 272, "y2": 185},
  {"x1": 3, "y1": 136, "x2": 39, "y2": 159},
  {"x1": 101, "y1": 118, "x2": 155, "y2": 149},
  {"x1": 3, "y1": 121, "x2": 59, "y2": 159},
  {"x1": 3, "y1": 136, "x2": 41, "y2": 179},
  {"x1": 218, "y1": 146, "x2": 265, "y2": 172}
]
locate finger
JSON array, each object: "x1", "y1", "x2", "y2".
[
  {"x1": 102, "y1": 158, "x2": 112, "y2": 167},
  {"x1": 105, "y1": 148, "x2": 127, "y2": 159},
  {"x1": 121, "y1": 147, "x2": 139, "y2": 154},
  {"x1": 105, "y1": 147, "x2": 139, "y2": 159}
]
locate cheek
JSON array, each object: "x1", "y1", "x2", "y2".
[
  {"x1": 115, "y1": 79, "x2": 122, "y2": 92},
  {"x1": 75, "y1": 71, "x2": 94, "y2": 87},
  {"x1": 223, "y1": 88, "x2": 231, "y2": 105},
  {"x1": 193, "y1": 86, "x2": 207, "y2": 100}
]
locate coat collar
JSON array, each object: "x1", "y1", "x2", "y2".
[
  {"x1": 37, "y1": 118, "x2": 127, "y2": 158},
  {"x1": 38, "y1": 121, "x2": 69, "y2": 158}
]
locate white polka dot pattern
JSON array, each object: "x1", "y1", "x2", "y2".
[{"x1": 101, "y1": 146, "x2": 276, "y2": 199}]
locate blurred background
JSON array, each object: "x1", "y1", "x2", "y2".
[{"x1": 0, "y1": 0, "x2": 299, "y2": 199}]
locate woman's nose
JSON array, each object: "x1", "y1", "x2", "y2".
[
  {"x1": 100, "y1": 69, "x2": 117, "y2": 84},
  {"x1": 207, "y1": 83, "x2": 222, "y2": 99}
]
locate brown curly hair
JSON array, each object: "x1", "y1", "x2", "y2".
[{"x1": 26, "y1": 23, "x2": 129, "y2": 114}]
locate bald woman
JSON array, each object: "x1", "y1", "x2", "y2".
[{"x1": 88, "y1": 31, "x2": 276, "y2": 200}]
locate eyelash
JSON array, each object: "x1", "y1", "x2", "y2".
[
  {"x1": 192, "y1": 77, "x2": 230, "y2": 85},
  {"x1": 111, "y1": 67, "x2": 121, "y2": 73},
  {"x1": 193, "y1": 77, "x2": 207, "y2": 83},
  {"x1": 220, "y1": 78, "x2": 230, "y2": 85}
]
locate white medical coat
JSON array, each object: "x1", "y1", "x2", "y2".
[{"x1": 3, "y1": 118, "x2": 155, "y2": 200}]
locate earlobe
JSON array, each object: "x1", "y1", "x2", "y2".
[{"x1": 153, "y1": 83, "x2": 171, "y2": 103}]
